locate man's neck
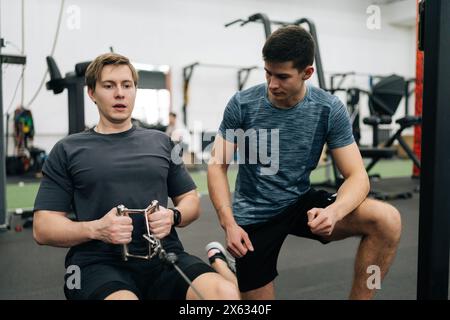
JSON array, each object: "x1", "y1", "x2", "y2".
[
  {"x1": 269, "y1": 83, "x2": 307, "y2": 109},
  {"x1": 95, "y1": 121, "x2": 132, "y2": 134}
]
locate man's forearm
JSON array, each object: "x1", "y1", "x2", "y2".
[
  {"x1": 33, "y1": 212, "x2": 97, "y2": 247},
  {"x1": 331, "y1": 172, "x2": 370, "y2": 220},
  {"x1": 173, "y1": 194, "x2": 200, "y2": 227},
  {"x1": 207, "y1": 164, "x2": 238, "y2": 229}
]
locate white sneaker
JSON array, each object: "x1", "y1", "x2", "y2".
[{"x1": 205, "y1": 241, "x2": 236, "y2": 273}]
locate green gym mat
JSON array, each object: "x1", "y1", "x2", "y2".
[{"x1": 6, "y1": 159, "x2": 414, "y2": 210}]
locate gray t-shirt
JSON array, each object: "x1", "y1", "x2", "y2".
[
  {"x1": 34, "y1": 126, "x2": 196, "y2": 267},
  {"x1": 218, "y1": 83, "x2": 354, "y2": 225}
]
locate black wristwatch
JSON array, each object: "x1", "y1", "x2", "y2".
[{"x1": 170, "y1": 208, "x2": 182, "y2": 227}]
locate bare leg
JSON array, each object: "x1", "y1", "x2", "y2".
[
  {"x1": 104, "y1": 290, "x2": 139, "y2": 300},
  {"x1": 186, "y1": 272, "x2": 240, "y2": 300},
  {"x1": 210, "y1": 258, "x2": 238, "y2": 287},
  {"x1": 206, "y1": 242, "x2": 238, "y2": 287},
  {"x1": 325, "y1": 198, "x2": 402, "y2": 299},
  {"x1": 208, "y1": 248, "x2": 273, "y2": 300},
  {"x1": 241, "y1": 281, "x2": 275, "y2": 300}
]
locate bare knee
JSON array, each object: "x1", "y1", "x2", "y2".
[
  {"x1": 214, "y1": 280, "x2": 240, "y2": 300},
  {"x1": 189, "y1": 273, "x2": 240, "y2": 300},
  {"x1": 198, "y1": 277, "x2": 240, "y2": 300},
  {"x1": 209, "y1": 279, "x2": 241, "y2": 300},
  {"x1": 370, "y1": 202, "x2": 402, "y2": 245},
  {"x1": 104, "y1": 290, "x2": 139, "y2": 300}
]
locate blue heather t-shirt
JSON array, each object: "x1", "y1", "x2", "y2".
[{"x1": 218, "y1": 83, "x2": 354, "y2": 225}]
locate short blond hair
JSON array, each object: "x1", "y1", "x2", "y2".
[{"x1": 85, "y1": 53, "x2": 138, "y2": 91}]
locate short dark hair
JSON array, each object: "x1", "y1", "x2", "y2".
[
  {"x1": 85, "y1": 53, "x2": 138, "y2": 91},
  {"x1": 262, "y1": 25, "x2": 315, "y2": 71},
  {"x1": 169, "y1": 112, "x2": 177, "y2": 117}
]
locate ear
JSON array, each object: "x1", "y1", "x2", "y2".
[
  {"x1": 87, "y1": 87, "x2": 97, "y2": 104},
  {"x1": 302, "y1": 66, "x2": 315, "y2": 80}
]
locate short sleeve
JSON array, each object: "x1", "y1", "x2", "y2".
[
  {"x1": 218, "y1": 92, "x2": 242, "y2": 143},
  {"x1": 33, "y1": 141, "x2": 73, "y2": 213},
  {"x1": 326, "y1": 96, "x2": 355, "y2": 149},
  {"x1": 167, "y1": 139, "x2": 197, "y2": 198}
]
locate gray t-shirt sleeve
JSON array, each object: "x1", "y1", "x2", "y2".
[
  {"x1": 218, "y1": 92, "x2": 242, "y2": 143},
  {"x1": 326, "y1": 96, "x2": 355, "y2": 149},
  {"x1": 167, "y1": 140, "x2": 197, "y2": 198},
  {"x1": 34, "y1": 141, "x2": 73, "y2": 213}
]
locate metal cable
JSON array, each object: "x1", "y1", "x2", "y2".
[{"x1": 25, "y1": 0, "x2": 65, "y2": 108}]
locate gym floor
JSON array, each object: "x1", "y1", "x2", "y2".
[{"x1": 1, "y1": 174, "x2": 444, "y2": 300}]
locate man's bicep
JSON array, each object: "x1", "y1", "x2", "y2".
[
  {"x1": 171, "y1": 189, "x2": 198, "y2": 206},
  {"x1": 34, "y1": 210, "x2": 68, "y2": 218},
  {"x1": 33, "y1": 210, "x2": 70, "y2": 233},
  {"x1": 34, "y1": 142, "x2": 74, "y2": 212},
  {"x1": 34, "y1": 175, "x2": 73, "y2": 213},
  {"x1": 330, "y1": 142, "x2": 366, "y2": 178}
]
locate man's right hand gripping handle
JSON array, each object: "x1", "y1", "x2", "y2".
[{"x1": 92, "y1": 207, "x2": 133, "y2": 244}]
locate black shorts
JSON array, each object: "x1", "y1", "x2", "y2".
[
  {"x1": 64, "y1": 252, "x2": 214, "y2": 300},
  {"x1": 235, "y1": 188, "x2": 337, "y2": 292}
]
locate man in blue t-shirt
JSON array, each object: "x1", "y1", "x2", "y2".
[{"x1": 207, "y1": 25, "x2": 401, "y2": 299}]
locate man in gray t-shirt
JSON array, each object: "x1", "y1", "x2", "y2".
[
  {"x1": 207, "y1": 25, "x2": 401, "y2": 299},
  {"x1": 33, "y1": 53, "x2": 239, "y2": 300}
]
